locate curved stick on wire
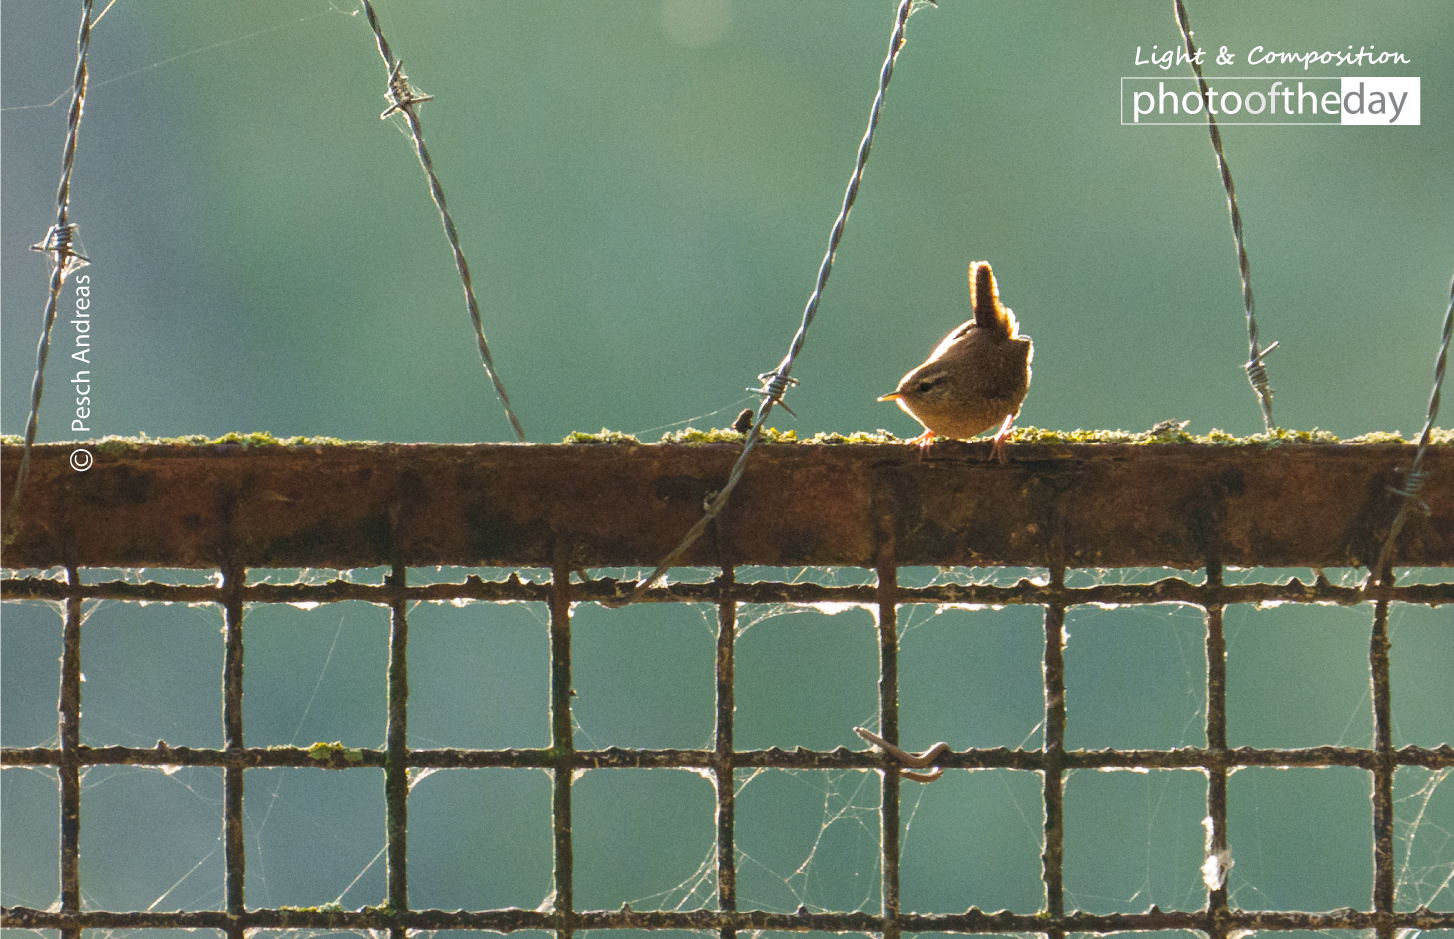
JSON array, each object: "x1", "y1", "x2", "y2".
[{"x1": 856, "y1": 727, "x2": 950, "y2": 784}]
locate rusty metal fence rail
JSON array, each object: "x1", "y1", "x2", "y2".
[{"x1": 2, "y1": 438, "x2": 1453, "y2": 939}]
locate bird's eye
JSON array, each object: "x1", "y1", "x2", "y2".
[{"x1": 916, "y1": 379, "x2": 937, "y2": 394}]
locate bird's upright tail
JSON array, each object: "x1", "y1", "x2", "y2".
[{"x1": 969, "y1": 261, "x2": 1016, "y2": 339}]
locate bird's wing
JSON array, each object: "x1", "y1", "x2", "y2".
[{"x1": 928, "y1": 320, "x2": 977, "y2": 362}]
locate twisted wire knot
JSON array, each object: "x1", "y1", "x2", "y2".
[
  {"x1": 1389, "y1": 466, "x2": 1431, "y2": 516},
  {"x1": 381, "y1": 61, "x2": 433, "y2": 119},
  {"x1": 749, "y1": 370, "x2": 800, "y2": 418},
  {"x1": 30, "y1": 223, "x2": 89, "y2": 279},
  {"x1": 1244, "y1": 339, "x2": 1279, "y2": 400}
]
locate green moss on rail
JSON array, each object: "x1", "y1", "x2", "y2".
[
  {"x1": 6, "y1": 427, "x2": 1448, "y2": 449},
  {"x1": 563, "y1": 424, "x2": 1434, "y2": 446},
  {"x1": 89, "y1": 433, "x2": 357, "y2": 455},
  {"x1": 5, "y1": 432, "x2": 366, "y2": 452},
  {"x1": 306, "y1": 740, "x2": 366, "y2": 762},
  {"x1": 562, "y1": 428, "x2": 642, "y2": 444},
  {"x1": 659, "y1": 426, "x2": 802, "y2": 444}
]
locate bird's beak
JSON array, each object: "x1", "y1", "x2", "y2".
[{"x1": 878, "y1": 392, "x2": 901, "y2": 402}]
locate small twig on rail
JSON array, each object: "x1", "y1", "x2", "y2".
[
  {"x1": 4, "y1": 0, "x2": 95, "y2": 538},
  {"x1": 1174, "y1": 0, "x2": 1278, "y2": 432},
  {"x1": 357, "y1": 0, "x2": 525, "y2": 442},
  {"x1": 1371, "y1": 270, "x2": 1453, "y2": 584},
  {"x1": 855, "y1": 727, "x2": 949, "y2": 783},
  {"x1": 632, "y1": 0, "x2": 924, "y2": 593}
]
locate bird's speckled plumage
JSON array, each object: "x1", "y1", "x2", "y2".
[{"x1": 879, "y1": 261, "x2": 1033, "y2": 458}]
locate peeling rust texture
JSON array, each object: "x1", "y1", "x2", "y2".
[{"x1": 2, "y1": 440, "x2": 1450, "y2": 569}]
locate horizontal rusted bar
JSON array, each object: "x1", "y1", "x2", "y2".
[
  {"x1": 5, "y1": 742, "x2": 1451, "y2": 772},
  {"x1": 2, "y1": 439, "x2": 1451, "y2": 569},
  {"x1": 4, "y1": 574, "x2": 1452, "y2": 607},
  {"x1": 3, "y1": 904, "x2": 1451, "y2": 933}
]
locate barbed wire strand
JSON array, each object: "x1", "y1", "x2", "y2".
[
  {"x1": 357, "y1": 0, "x2": 526, "y2": 442},
  {"x1": 634, "y1": 0, "x2": 923, "y2": 593},
  {"x1": 1371, "y1": 269, "x2": 1453, "y2": 585},
  {"x1": 4, "y1": 0, "x2": 95, "y2": 538},
  {"x1": 1173, "y1": 0, "x2": 1278, "y2": 432}
]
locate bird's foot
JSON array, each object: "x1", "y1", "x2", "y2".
[{"x1": 989, "y1": 416, "x2": 1016, "y2": 464}]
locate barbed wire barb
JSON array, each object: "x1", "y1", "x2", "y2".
[
  {"x1": 1370, "y1": 269, "x2": 1453, "y2": 585},
  {"x1": 4, "y1": 0, "x2": 96, "y2": 539},
  {"x1": 357, "y1": 0, "x2": 526, "y2": 442},
  {"x1": 633, "y1": 0, "x2": 924, "y2": 594},
  {"x1": 1174, "y1": 0, "x2": 1278, "y2": 432}
]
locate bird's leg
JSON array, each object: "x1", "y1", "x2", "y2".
[
  {"x1": 989, "y1": 414, "x2": 1016, "y2": 463},
  {"x1": 909, "y1": 430, "x2": 936, "y2": 460}
]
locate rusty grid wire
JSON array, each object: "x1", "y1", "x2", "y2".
[{"x1": 2, "y1": 559, "x2": 1453, "y2": 939}]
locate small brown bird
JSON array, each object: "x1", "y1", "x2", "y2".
[{"x1": 879, "y1": 261, "x2": 1033, "y2": 462}]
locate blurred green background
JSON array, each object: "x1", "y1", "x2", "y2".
[
  {"x1": 2, "y1": 0, "x2": 1451, "y2": 443},
  {"x1": 2, "y1": 0, "x2": 1451, "y2": 929}
]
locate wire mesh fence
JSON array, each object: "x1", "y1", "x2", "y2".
[{"x1": 2, "y1": 438, "x2": 1452, "y2": 939}]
